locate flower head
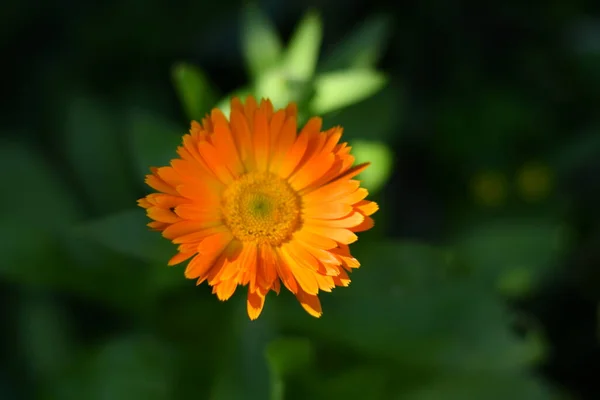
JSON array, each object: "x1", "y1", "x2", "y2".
[{"x1": 138, "y1": 96, "x2": 378, "y2": 319}]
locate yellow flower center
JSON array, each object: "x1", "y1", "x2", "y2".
[{"x1": 222, "y1": 172, "x2": 302, "y2": 245}]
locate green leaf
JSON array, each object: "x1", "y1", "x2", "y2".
[
  {"x1": 454, "y1": 218, "x2": 566, "y2": 291},
  {"x1": 128, "y1": 109, "x2": 183, "y2": 177},
  {"x1": 76, "y1": 209, "x2": 174, "y2": 263},
  {"x1": 274, "y1": 241, "x2": 541, "y2": 373},
  {"x1": 0, "y1": 138, "x2": 81, "y2": 284},
  {"x1": 318, "y1": 367, "x2": 389, "y2": 400},
  {"x1": 350, "y1": 140, "x2": 393, "y2": 193},
  {"x1": 211, "y1": 305, "x2": 273, "y2": 400},
  {"x1": 285, "y1": 11, "x2": 323, "y2": 82},
  {"x1": 266, "y1": 337, "x2": 314, "y2": 379},
  {"x1": 265, "y1": 338, "x2": 314, "y2": 400},
  {"x1": 242, "y1": 5, "x2": 283, "y2": 80},
  {"x1": 554, "y1": 126, "x2": 600, "y2": 176},
  {"x1": 320, "y1": 14, "x2": 392, "y2": 72},
  {"x1": 63, "y1": 94, "x2": 135, "y2": 214},
  {"x1": 400, "y1": 373, "x2": 552, "y2": 400},
  {"x1": 321, "y1": 84, "x2": 402, "y2": 142},
  {"x1": 172, "y1": 62, "x2": 217, "y2": 121},
  {"x1": 50, "y1": 335, "x2": 175, "y2": 400},
  {"x1": 310, "y1": 69, "x2": 387, "y2": 115},
  {"x1": 19, "y1": 296, "x2": 74, "y2": 383}
]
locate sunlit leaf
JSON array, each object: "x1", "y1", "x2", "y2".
[
  {"x1": 285, "y1": 11, "x2": 323, "y2": 82},
  {"x1": 172, "y1": 62, "x2": 217, "y2": 121},
  {"x1": 242, "y1": 5, "x2": 283, "y2": 80},
  {"x1": 76, "y1": 209, "x2": 174, "y2": 263},
  {"x1": 351, "y1": 140, "x2": 394, "y2": 193},
  {"x1": 320, "y1": 14, "x2": 392, "y2": 71},
  {"x1": 128, "y1": 109, "x2": 182, "y2": 177},
  {"x1": 310, "y1": 69, "x2": 387, "y2": 115}
]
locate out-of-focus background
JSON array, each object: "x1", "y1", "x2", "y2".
[{"x1": 2, "y1": 0, "x2": 600, "y2": 399}]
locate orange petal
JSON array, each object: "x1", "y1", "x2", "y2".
[
  {"x1": 303, "y1": 201, "x2": 353, "y2": 220},
  {"x1": 214, "y1": 278, "x2": 238, "y2": 301},
  {"x1": 303, "y1": 225, "x2": 358, "y2": 244},
  {"x1": 269, "y1": 115, "x2": 297, "y2": 172},
  {"x1": 289, "y1": 153, "x2": 336, "y2": 192},
  {"x1": 256, "y1": 244, "x2": 278, "y2": 291},
  {"x1": 305, "y1": 212, "x2": 365, "y2": 229},
  {"x1": 210, "y1": 109, "x2": 245, "y2": 177},
  {"x1": 168, "y1": 251, "x2": 195, "y2": 266},
  {"x1": 174, "y1": 203, "x2": 221, "y2": 222},
  {"x1": 277, "y1": 128, "x2": 309, "y2": 178},
  {"x1": 274, "y1": 248, "x2": 298, "y2": 294},
  {"x1": 293, "y1": 229, "x2": 338, "y2": 250},
  {"x1": 352, "y1": 216, "x2": 374, "y2": 232},
  {"x1": 184, "y1": 231, "x2": 233, "y2": 279},
  {"x1": 229, "y1": 109, "x2": 255, "y2": 170},
  {"x1": 303, "y1": 179, "x2": 360, "y2": 205},
  {"x1": 197, "y1": 141, "x2": 235, "y2": 184},
  {"x1": 356, "y1": 200, "x2": 379, "y2": 216},
  {"x1": 146, "y1": 206, "x2": 181, "y2": 223},
  {"x1": 253, "y1": 105, "x2": 270, "y2": 172},
  {"x1": 296, "y1": 289, "x2": 322, "y2": 318},
  {"x1": 280, "y1": 244, "x2": 319, "y2": 295},
  {"x1": 247, "y1": 287, "x2": 267, "y2": 320},
  {"x1": 171, "y1": 225, "x2": 227, "y2": 244}
]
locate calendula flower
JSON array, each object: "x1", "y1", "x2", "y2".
[{"x1": 138, "y1": 96, "x2": 377, "y2": 319}]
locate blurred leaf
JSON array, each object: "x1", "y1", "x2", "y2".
[
  {"x1": 128, "y1": 109, "x2": 182, "y2": 177},
  {"x1": 255, "y1": 69, "x2": 291, "y2": 110},
  {"x1": 266, "y1": 337, "x2": 314, "y2": 379},
  {"x1": 317, "y1": 367, "x2": 389, "y2": 400},
  {"x1": 351, "y1": 140, "x2": 394, "y2": 193},
  {"x1": 320, "y1": 14, "x2": 392, "y2": 71},
  {"x1": 19, "y1": 296, "x2": 74, "y2": 383},
  {"x1": 321, "y1": 84, "x2": 402, "y2": 142},
  {"x1": 63, "y1": 94, "x2": 135, "y2": 213},
  {"x1": 77, "y1": 208, "x2": 174, "y2": 263},
  {"x1": 0, "y1": 139, "x2": 81, "y2": 284},
  {"x1": 454, "y1": 218, "x2": 565, "y2": 289},
  {"x1": 264, "y1": 337, "x2": 314, "y2": 400},
  {"x1": 310, "y1": 69, "x2": 387, "y2": 115},
  {"x1": 274, "y1": 241, "x2": 541, "y2": 373},
  {"x1": 554, "y1": 127, "x2": 600, "y2": 176},
  {"x1": 242, "y1": 5, "x2": 283, "y2": 80},
  {"x1": 400, "y1": 373, "x2": 552, "y2": 400},
  {"x1": 211, "y1": 306, "x2": 273, "y2": 400},
  {"x1": 51, "y1": 335, "x2": 175, "y2": 400},
  {"x1": 172, "y1": 63, "x2": 217, "y2": 121},
  {"x1": 285, "y1": 11, "x2": 322, "y2": 82}
]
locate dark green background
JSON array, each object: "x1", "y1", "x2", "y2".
[{"x1": 2, "y1": 0, "x2": 600, "y2": 399}]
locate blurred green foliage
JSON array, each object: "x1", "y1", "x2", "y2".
[{"x1": 3, "y1": 2, "x2": 600, "y2": 400}]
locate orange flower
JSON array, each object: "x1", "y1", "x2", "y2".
[{"x1": 138, "y1": 96, "x2": 378, "y2": 319}]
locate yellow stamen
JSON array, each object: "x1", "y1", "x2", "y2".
[{"x1": 222, "y1": 172, "x2": 301, "y2": 245}]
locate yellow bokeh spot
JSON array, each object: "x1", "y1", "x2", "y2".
[
  {"x1": 516, "y1": 162, "x2": 552, "y2": 202},
  {"x1": 471, "y1": 171, "x2": 507, "y2": 207}
]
